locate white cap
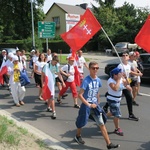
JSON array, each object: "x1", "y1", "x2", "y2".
[
  {"x1": 13, "y1": 55, "x2": 19, "y2": 61},
  {"x1": 129, "y1": 51, "x2": 135, "y2": 56},
  {"x1": 2, "y1": 49, "x2": 6, "y2": 52},
  {"x1": 8, "y1": 53, "x2": 14, "y2": 58},
  {"x1": 31, "y1": 49, "x2": 35, "y2": 53}
]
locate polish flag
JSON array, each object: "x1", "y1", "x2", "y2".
[
  {"x1": 42, "y1": 64, "x2": 55, "y2": 100},
  {"x1": 0, "y1": 61, "x2": 8, "y2": 84}
]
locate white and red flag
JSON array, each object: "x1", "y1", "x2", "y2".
[
  {"x1": 0, "y1": 61, "x2": 8, "y2": 84},
  {"x1": 42, "y1": 64, "x2": 55, "y2": 100}
]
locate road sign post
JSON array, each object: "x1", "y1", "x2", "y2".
[{"x1": 38, "y1": 21, "x2": 55, "y2": 38}]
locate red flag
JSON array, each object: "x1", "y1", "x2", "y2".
[
  {"x1": 61, "y1": 9, "x2": 102, "y2": 55},
  {"x1": 42, "y1": 64, "x2": 55, "y2": 101},
  {"x1": 135, "y1": 15, "x2": 150, "y2": 53}
]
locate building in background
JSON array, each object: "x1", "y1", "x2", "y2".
[{"x1": 44, "y1": 3, "x2": 87, "y2": 36}]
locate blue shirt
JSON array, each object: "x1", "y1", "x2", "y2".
[{"x1": 81, "y1": 75, "x2": 102, "y2": 103}]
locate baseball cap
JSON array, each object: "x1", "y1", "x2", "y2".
[
  {"x1": 110, "y1": 68, "x2": 121, "y2": 77},
  {"x1": 68, "y1": 56, "x2": 75, "y2": 61},
  {"x1": 31, "y1": 49, "x2": 35, "y2": 53},
  {"x1": 129, "y1": 51, "x2": 135, "y2": 56},
  {"x1": 13, "y1": 55, "x2": 19, "y2": 61}
]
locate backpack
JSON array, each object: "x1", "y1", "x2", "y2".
[{"x1": 61, "y1": 64, "x2": 70, "y2": 82}]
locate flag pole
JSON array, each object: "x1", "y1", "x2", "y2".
[
  {"x1": 101, "y1": 27, "x2": 122, "y2": 63},
  {"x1": 101, "y1": 27, "x2": 128, "y2": 77}
]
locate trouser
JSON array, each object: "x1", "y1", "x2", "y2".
[
  {"x1": 59, "y1": 81, "x2": 78, "y2": 98},
  {"x1": 122, "y1": 89, "x2": 133, "y2": 116},
  {"x1": 10, "y1": 82, "x2": 26, "y2": 104}
]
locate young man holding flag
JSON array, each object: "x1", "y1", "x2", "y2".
[{"x1": 41, "y1": 56, "x2": 65, "y2": 119}]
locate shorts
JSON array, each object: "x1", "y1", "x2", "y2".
[
  {"x1": 130, "y1": 79, "x2": 138, "y2": 87},
  {"x1": 107, "y1": 100, "x2": 121, "y2": 118},
  {"x1": 55, "y1": 77, "x2": 61, "y2": 83},
  {"x1": 90, "y1": 109, "x2": 104, "y2": 126},
  {"x1": 36, "y1": 74, "x2": 42, "y2": 88}
]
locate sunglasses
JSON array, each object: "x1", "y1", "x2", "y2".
[{"x1": 91, "y1": 67, "x2": 99, "y2": 70}]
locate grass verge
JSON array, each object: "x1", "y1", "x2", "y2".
[{"x1": 0, "y1": 115, "x2": 53, "y2": 150}]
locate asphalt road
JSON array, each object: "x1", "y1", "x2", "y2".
[{"x1": 0, "y1": 53, "x2": 150, "y2": 150}]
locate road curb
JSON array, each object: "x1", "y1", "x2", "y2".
[{"x1": 0, "y1": 109, "x2": 73, "y2": 150}]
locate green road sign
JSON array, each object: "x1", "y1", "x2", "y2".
[{"x1": 38, "y1": 21, "x2": 55, "y2": 38}]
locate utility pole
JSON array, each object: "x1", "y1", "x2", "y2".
[{"x1": 31, "y1": 0, "x2": 35, "y2": 49}]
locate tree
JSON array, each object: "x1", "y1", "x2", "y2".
[
  {"x1": 0, "y1": 0, "x2": 45, "y2": 42},
  {"x1": 92, "y1": 0, "x2": 149, "y2": 50}
]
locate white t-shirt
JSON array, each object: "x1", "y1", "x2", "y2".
[
  {"x1": 61, "y1": 64, "x2": 74, "y2": 82},
  {"x1": 47, "y1": 54, "x2": 52, "y2": 62},
  {"x1": 117, "y1": 63, "x2": 131, "y2": 78},
  {"x1": 77, "y1": 56, "x2": 86, "y2": 73},
  {"x1": 33, "y1": 56, "x2": 38, "y2": 63},
  {"x1": 107, "y1": 77, "x2": 124, "y2": 101},
  {"x1": 128, "y1": 60, "x2": 138, "y2": 79},
  {"x1": 35, "y1": 61, "x2": 46, "y2": 75}
]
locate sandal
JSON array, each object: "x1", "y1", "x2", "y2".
[{"x1": 57, "y1": 98, "x2": 62, "y2": 104}]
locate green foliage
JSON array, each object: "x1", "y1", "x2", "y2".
[
  {"x1": 0, "y1": 0, "x2": 45, "y2": 42},
  {"x1": 22, "y1": 34, "x2": 44, "y2": 52},
  {"x1": 92, "y1": 0, "x2": 149, "y2": 50}
]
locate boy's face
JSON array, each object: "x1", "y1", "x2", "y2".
[{"x1": 89, "y1": 64, "x2": 99, "y2": 76}]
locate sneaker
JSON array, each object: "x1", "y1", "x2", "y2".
[
  {"x1": 137, "y1": 93, "x2": 142, "y2": 96},
  {"x1": 39, "y1": 96, "x2": 43, "y2": 101},
  {"x1": 128, "y1": 114, "x2": 139, "y2": 121},
  {"x1": 103, "y1": 106, "x2": 108, "y2": 113},
  {"x1": 114, "y1": 128, "x2": 124, "y2": 136},
  {"x1": 74, "y1": 135, "x2": 85, "y2": 144},
  {"x1": 62, "y1": 93, "x2": 68, "y2": 99},
  {"x1": 107, "y1": 143, "x2": 120, "y2": 149},
  {"x1": 132, "y1": 101, "x2": 139, "y2": 106},
  {"x1": 51, "y1": 112, "x2": 56, "y2": 119},
  {"x1": 47, "y1": 107, "x2": 52, "y2": 112},
  {"x1": 74, "y1": 104, "x2": 80, "y2": 109},
  {"x1": 57, "y1": 98, "x2": 62, "y2": 104}
]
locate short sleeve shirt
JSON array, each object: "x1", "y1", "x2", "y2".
[
  {"x1": 117, "y1": 63, "x2": 131, "y2": 78},
  {"x1": 35, "y1": 61, "x2": 46, "y2": 75},
  {"x1": 61, "y1": 64, "x2": 74, "y2": 82},
  {"x1": 77, "y1": 56, "x2": 86, "y2": 73},
  {"x1": 81, "y1": 75, "x2": 102, "y2": 103},
  {"x1": 42, "y1": 63, "x2": 59, "y2": 82}
]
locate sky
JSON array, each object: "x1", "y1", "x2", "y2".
[{"x1": 43, "y1": 0, "x2": 150, "y2": 13}]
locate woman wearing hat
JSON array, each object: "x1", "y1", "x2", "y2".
[
  {"x1": 106, "y1": 67, "x2": 131, "y2": 136},
  {"x1": 8, "y1": 55, "x2": 26, "y2": 107},
  {"x1": 57, "y1": 56, "x2": 80, "y2": 108}
]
